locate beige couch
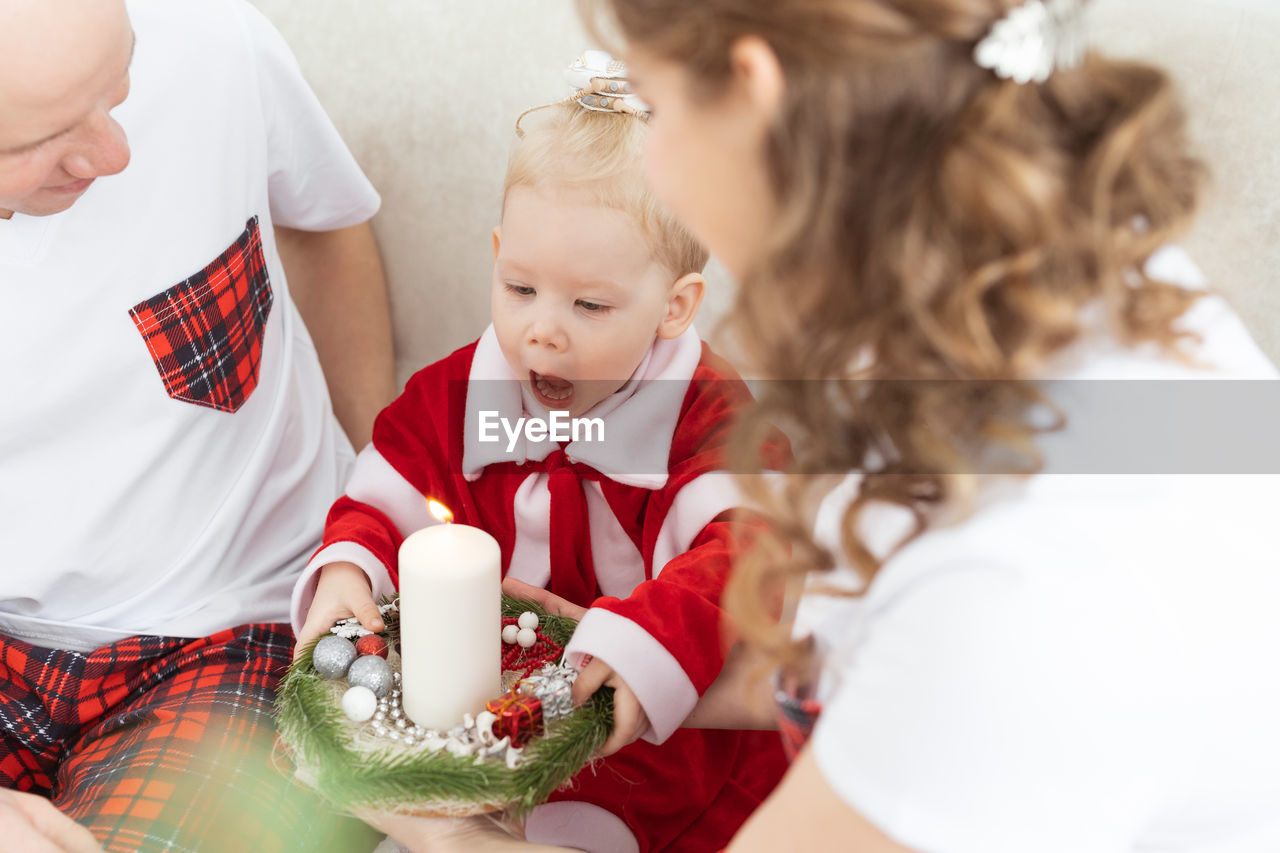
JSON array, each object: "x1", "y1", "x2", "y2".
[{"x1": 249, "y1": 0, "x2": 1280, "y2": 384}]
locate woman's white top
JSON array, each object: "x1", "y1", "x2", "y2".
[{"x1": 796, "y1": 248, "x2": 1280, "y2": 853}]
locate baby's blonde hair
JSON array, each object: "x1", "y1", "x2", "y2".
[{"x1": 503, "y1": 102, "x2": 708, "y2": 278}]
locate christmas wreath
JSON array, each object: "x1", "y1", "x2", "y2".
[{"x1": 276, "y1": 595, "x2": 614, "y2": 817}]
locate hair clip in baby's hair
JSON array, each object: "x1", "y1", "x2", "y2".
[
  {"x1": 974, "y1": 0, "x2": 1085, "y2": 84},
  {"x1": 515, "y1": 49, "x2": 649, "y2": 137},
  {"x1": 565, "y1": 50, "x2": 649, "y2": 117}
]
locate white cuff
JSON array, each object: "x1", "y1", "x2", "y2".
[
  {"x1": 525, "y1": 801, "x2": 639, "y2": 853},
  {"x1": 564, "y1": 608, "x2": 698, "y2": 744},
  {"x1": 650, "y1": 472, "x2": 743, "y2": 578},
  {"x1": 289, "y1": 541, "x2": 397, "y2": 635}
]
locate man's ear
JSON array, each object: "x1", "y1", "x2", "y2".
[
  {"x1": 657, "y1": 272, "x2": 706, "y2": 340},
  {"x1": 491, "y1": 226, "x2": 502, "y2": 261},
  {"x1": 729, "y1": 35, "x2": 784, "y2": 124}
]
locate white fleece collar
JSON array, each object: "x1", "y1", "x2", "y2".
[{"x1": 461, "y1": 324, "x2": 702, "y2": 489}]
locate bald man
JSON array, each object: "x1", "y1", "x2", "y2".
[{"x1": 0, "y1": 0, "x2": 392, "y2": 849}]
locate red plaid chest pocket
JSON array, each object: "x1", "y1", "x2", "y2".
[{"x1": 129, "y1": 217, "x2": 274, "y2": 414}]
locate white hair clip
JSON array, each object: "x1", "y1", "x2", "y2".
[
  {"x1": 974, "y1": 0, "x2": 1086, "y2": 85},
  {"x1": 565, "y1": 50, "x2": 649, "y2": 117}
]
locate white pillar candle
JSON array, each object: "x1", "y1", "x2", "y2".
[{"x1": 398, "y1": 504, "x2": 501, "y2": 731}]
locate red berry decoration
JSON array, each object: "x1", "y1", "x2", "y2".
[
  {"x1": 499, "y1": 616, "x2": 563, "y2": 679},
  {"x1": 355, "y1": 633, "x2": 388, "y2": 659}
]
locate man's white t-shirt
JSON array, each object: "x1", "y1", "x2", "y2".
[
  {"x1": 796, "y1": 249, "x2": 1280, "y2": 852},
  {"x1": 0, "y1": 0, "x2": 380, "y2": 651}
]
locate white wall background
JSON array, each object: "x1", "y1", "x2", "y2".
[
  {"x1": 247, "y1": 0, "x2": 1280, "y2": 384},
  {"x1": 1091, "y1": 0, "x2": 1280, "y2": 364}
]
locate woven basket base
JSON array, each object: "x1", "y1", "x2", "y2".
[{"x1": 355, "y1": 800, "x2": 506, "y2": 820}]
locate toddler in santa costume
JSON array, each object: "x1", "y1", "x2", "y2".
[{"x1": 291, "y1": 52, "x2": 787, "y2": 853}]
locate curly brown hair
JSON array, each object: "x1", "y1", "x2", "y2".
[{"x1": 580, "y1": 0, "x2": 1205, "y2": 667}]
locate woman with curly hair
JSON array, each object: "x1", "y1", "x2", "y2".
[{"x1": 378, "y1": 1, "x2": 1280, "y2": 850}]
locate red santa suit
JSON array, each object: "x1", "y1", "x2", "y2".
[{"x1": 292, "y1": 325, "x2": 786, "y2": 852}]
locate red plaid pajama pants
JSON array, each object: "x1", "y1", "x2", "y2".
[{"x1": 0, "y1": 623, "x2": 378, "y2": 852}]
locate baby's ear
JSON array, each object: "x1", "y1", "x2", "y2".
[
  {"x1": 491, "y1": 226, "x2": 502, "y2": 261},
  {"x1": 657, "y1": 272, "x2": 706, "y2": 340}
]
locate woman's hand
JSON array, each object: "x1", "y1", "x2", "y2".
[
  {"x1": 294, "y1": 561, "x2": 384, "y2": 657},
  {"x1": 360, "y1": 812, "x2": 506, "y2": 853},
  {"x1": 0, "y1": 789, "x2": 103, "y2": 853},
  {"x1": 360, "y1": 811, "x2": 570, "y2": 853},
  {"x1": 500, "y1": 577, "x2": 586, "y2": 620}
]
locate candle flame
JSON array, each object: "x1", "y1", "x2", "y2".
[{"x1": 427, "y1": 498, "x2": 454, "y2": 524}]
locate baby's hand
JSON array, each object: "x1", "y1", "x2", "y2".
[
  {"x1": 571, "y1": 657, "x2": 650, "y2": 757},
  {"x1": 294, "y1": 561, "x2": 385, "y2": 658}
]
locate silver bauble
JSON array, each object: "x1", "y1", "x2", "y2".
[
  {"x1": 348, "y1": 654, "x2": 394, "y2": 698},
  {"x1": 312, "y1": 635, "x2": 358, "y2": 680}
]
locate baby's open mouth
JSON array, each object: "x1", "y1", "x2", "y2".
[{"x1": 530, "y1": 370, "x2": 574, "y2": 403}]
